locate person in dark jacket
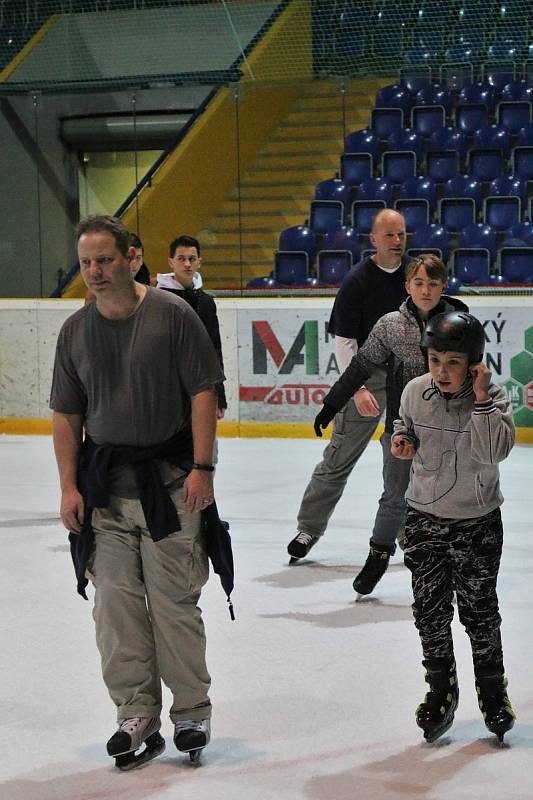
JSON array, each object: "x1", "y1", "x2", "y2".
[
  {"x1": 156, "y1": 235, "x2": 227, "y2": 417},
  {"x1": 288, "y1": 210, "x2": 409, "y2": 563},
  {"x1": 314, "y1": 254, "x2": 468, "y2": 597}
]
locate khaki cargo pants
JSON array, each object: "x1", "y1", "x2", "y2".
[{"x1": 88, "y1": 484, "x2": 211, "y2": 723}]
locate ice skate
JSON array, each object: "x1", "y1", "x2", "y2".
[
  {"x1": 174, "y1": 718, "x2": 210, "y2": 765},
  {"x1": 353, "y1": 542, "x2": 395, "y2": 599},
  {"x1": 287, "y1": 531, "x2": 318, "y2": 564},
  {"x1": 475, "y1": 669, "x2": 516, "y2": 743},
  {"x1": 107, "y1": 716, "x2": 165, "y2": 771},
  {"x1": 416, "y1": 659, "x2": 459, "y2": 743}
]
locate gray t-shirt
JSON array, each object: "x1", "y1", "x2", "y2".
[{"x1": 50, "y1": 287, "x2": 224, "y2": 494}]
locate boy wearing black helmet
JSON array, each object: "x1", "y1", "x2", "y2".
[{"x1": 392, "y1": 311, "x2": 516, "y2": 744}]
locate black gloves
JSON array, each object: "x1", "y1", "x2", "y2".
[{"x1": 313, "y1": 402, "x2": 337, "y2": 437}]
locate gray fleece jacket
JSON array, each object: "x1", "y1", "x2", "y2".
[
  {"x1": 393, "y1": 375, "x2": 515, "y2": 520},
  {"x1": 325, "y1": 295, "x2": 467, "y2": 433}
]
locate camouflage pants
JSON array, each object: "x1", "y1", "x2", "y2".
[{"x1": 404, "y1": 507, "x2": 504, "y2": 670}]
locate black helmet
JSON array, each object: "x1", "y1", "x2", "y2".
[{"x1": 421, "y1": 311, "x2": 485, "y2": 363}]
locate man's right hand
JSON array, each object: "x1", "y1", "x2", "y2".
[
  {"x1": 313, "y1": 403, "x2": 337, "y2": 437},
  {"x1": 60, "y1": 487, "x2": 85, "y2": 533},
  {"x1": 354, "y1": 387, "x2": 380, "y2": 417}
]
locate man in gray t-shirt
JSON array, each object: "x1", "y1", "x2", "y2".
[{"x1": 50, "y1": 215, "x2": 224, "y2": 769}]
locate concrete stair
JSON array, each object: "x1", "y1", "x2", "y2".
[{"x1": 199, "y1": 78, "x2": 390, "y2": 288}]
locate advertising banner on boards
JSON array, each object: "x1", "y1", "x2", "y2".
[{"x1": 237, "y1": 305, "x2": 533, "y2": 428}]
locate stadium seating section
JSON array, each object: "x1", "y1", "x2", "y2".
[
  {"x1": 267, "y1": 74, "x2": 533, "y2": 287},
  {"x1": 244, "y1": 0, "x2": 533, "y2": 288}
]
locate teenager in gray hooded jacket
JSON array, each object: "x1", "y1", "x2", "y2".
[{"x1": 314, "y1": 254, "x2": 467, "y2": 597}]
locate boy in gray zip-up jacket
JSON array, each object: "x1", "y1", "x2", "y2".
[{"x1": 392, "y1": 310, "x2": 516, "y2": 745}]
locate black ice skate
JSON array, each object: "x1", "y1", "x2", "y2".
[
  {"x1": 174, "y1": 718, "x2": 210, "y2": 765},
  {"x1": 475, "y1": 668, "x2": 516, "y2": 743},
  {"x1": 287, "y1": 531, "x2": 318, "y2": 564},
  {"x1": 107, "y1": 716, "x2": 165, "y2": 771},
  {"x1": 353, "y1": 541, "x2": 395, "y2": 598},
  {"x1": 416, "y1": 659, "x2": 459, "y2": 743}
]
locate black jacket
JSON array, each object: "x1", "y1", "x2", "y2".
[
  {"x1": 70, "y1": 430, "x2": 234, "y2": 616},
  {"x1": 159, "y1": 287, "x2": 227, "y2": 410}
]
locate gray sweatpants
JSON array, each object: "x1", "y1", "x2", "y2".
[
  {"x1": 297, "y1": 368, "x2": 393, "y2": 540},
  {"x1": 88, "y1": 485, "x2": 211, "y2": 724}
]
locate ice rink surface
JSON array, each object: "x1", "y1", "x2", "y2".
[{"x1": 0, "y1": 434, "x2": 532, "y2": 800}]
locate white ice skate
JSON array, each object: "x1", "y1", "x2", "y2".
[
  {"x1": 107, "y1": 716, "x2": 165, "y2": 771},
  {"x1": 174, "y1": 718, "x2": 210, "y2": 765}
]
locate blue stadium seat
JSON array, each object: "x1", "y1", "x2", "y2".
[
  {"x1": 517, "y1": 123, "x2": 533, "y2": 146},
  {"x1": 387, "y1": 128, "x2": 424, "y2": 160},
  {"x1": 489, "y1": 175, "x2": 528, "y2": 206},
  {"x1": 426, "y1": 150, "x2": 459, "y2": 182},
  {"x1": 483, "y1": 196, "x2": 521, "y2": 230},
  {"x1": 497, "y1": 101, "x2": 532, "y2": 134},
  {"x1": 501, "y1": 81, "x2": 533, "y2": 102},
  {"x1": 394, "y1": 198, "x2": 430, "y2": 231},
  {"x1": 509, "y1": 222, "x2": 533, "y2": 245},
  {"x1": 415, "y1": 84, "x2": 454, "y2": 116},
  {"x1": 344, "y1": 129, "x2": 381, "y2": 164},
  {"x1": 438, "y1": 197, "x2": 476, "y2": 231},
  {"x1": 324, "y1": 226, "x2": 361, "y2": 263},
  {"x1": 340, "y1": 152, "x2": 373, "y2": 186},
  {"x1": 469, "y1": 149, "x2": 505, "y2": 182},
  {"x1": 441, "y1": 43, "x2": 477, "y2": 89},
  {"x1": 428, "y1": 127, "x2": 468, "y2": 161},
  {"x1": 357, "y1": 178, "x2": 395, "y2": 205},
  {"x1": 484, "y1": 54, "x2": 518, "y2": 91},
  {"x1": 459, "y1": 223, "x2": 498, "y2": 260},
  {"x1": 458, "y1": 81, "x2": 497, "y2": 112},
  {"x1": 472, "y1": 125, "x2": 511, "y2": 159},
  {"x1": 499, "y1": 246, "x2": 533, "y2": 282},
  {"x1": 407, "y1": 222, "x2": 450, "y2": 261},
  {"x1": 456, "y1": 103, "x2": 490, "y2": 135},
  {"x1": 401, "y1": 64, "x2": 434, "y2": 94},
  {"x1": 279, "y1": 225, "x2": 316, "y2": 261},
  {"x1": 487, "y1": 38, "x2": 523, "y2": 63},
  {"x1": 453, "y1": 248, "x2": 491, "y2": 284},
  {"x1": 309, "y1": 200, "x2": 344, "y2": 235},
  {"x1": 375, "y1": 83, "x2": 413, "y2": 114},
  {"x1": 314, "y1": 179, "x2": 352, "y2": 208},
  {"x1": 317, "y1": 251, "x2": 352, "y2": 285},
  {"x1": 351, "y1": 201, "x2": 387, "y2": 234},
  {"x1": 334, "y1": 8, "x2": 367, "y2": 60},
  {"x1": 382, "y1": 151, "x2": 417, "y2": 183},
  {"x1": 246, "y1": 276, "x2": 280, "y2": 290},
  {"x1": 512, "y1": 146, "x2": 533, "y2": 181},
  {"x1": 443, "y1": 176, "x2": 483, "y2": 214},
  {"x1": 411, "y1": 105, "x2": 446, "y2": 137},
  {"x1": 274, "y1": 252, "x2": 308, "y2": 286},
  {"x1": 371, "y1": 108, "x2": 404, "y2": 139},
  {"x1": 399, "y1": 175, "x2": 437, "y2": 208}
]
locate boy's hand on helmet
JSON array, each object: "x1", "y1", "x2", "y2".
[{"x1": 470, "y1": 362, "x2": 491, "y2": 401}]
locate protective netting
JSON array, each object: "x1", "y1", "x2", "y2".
[{"x1": 1, "y1": 0, "x2": 531, "y2": 93}]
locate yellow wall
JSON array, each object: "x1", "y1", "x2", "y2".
[{"x1": 79, "y1": 150, "x2": 162, "y2": 218}]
